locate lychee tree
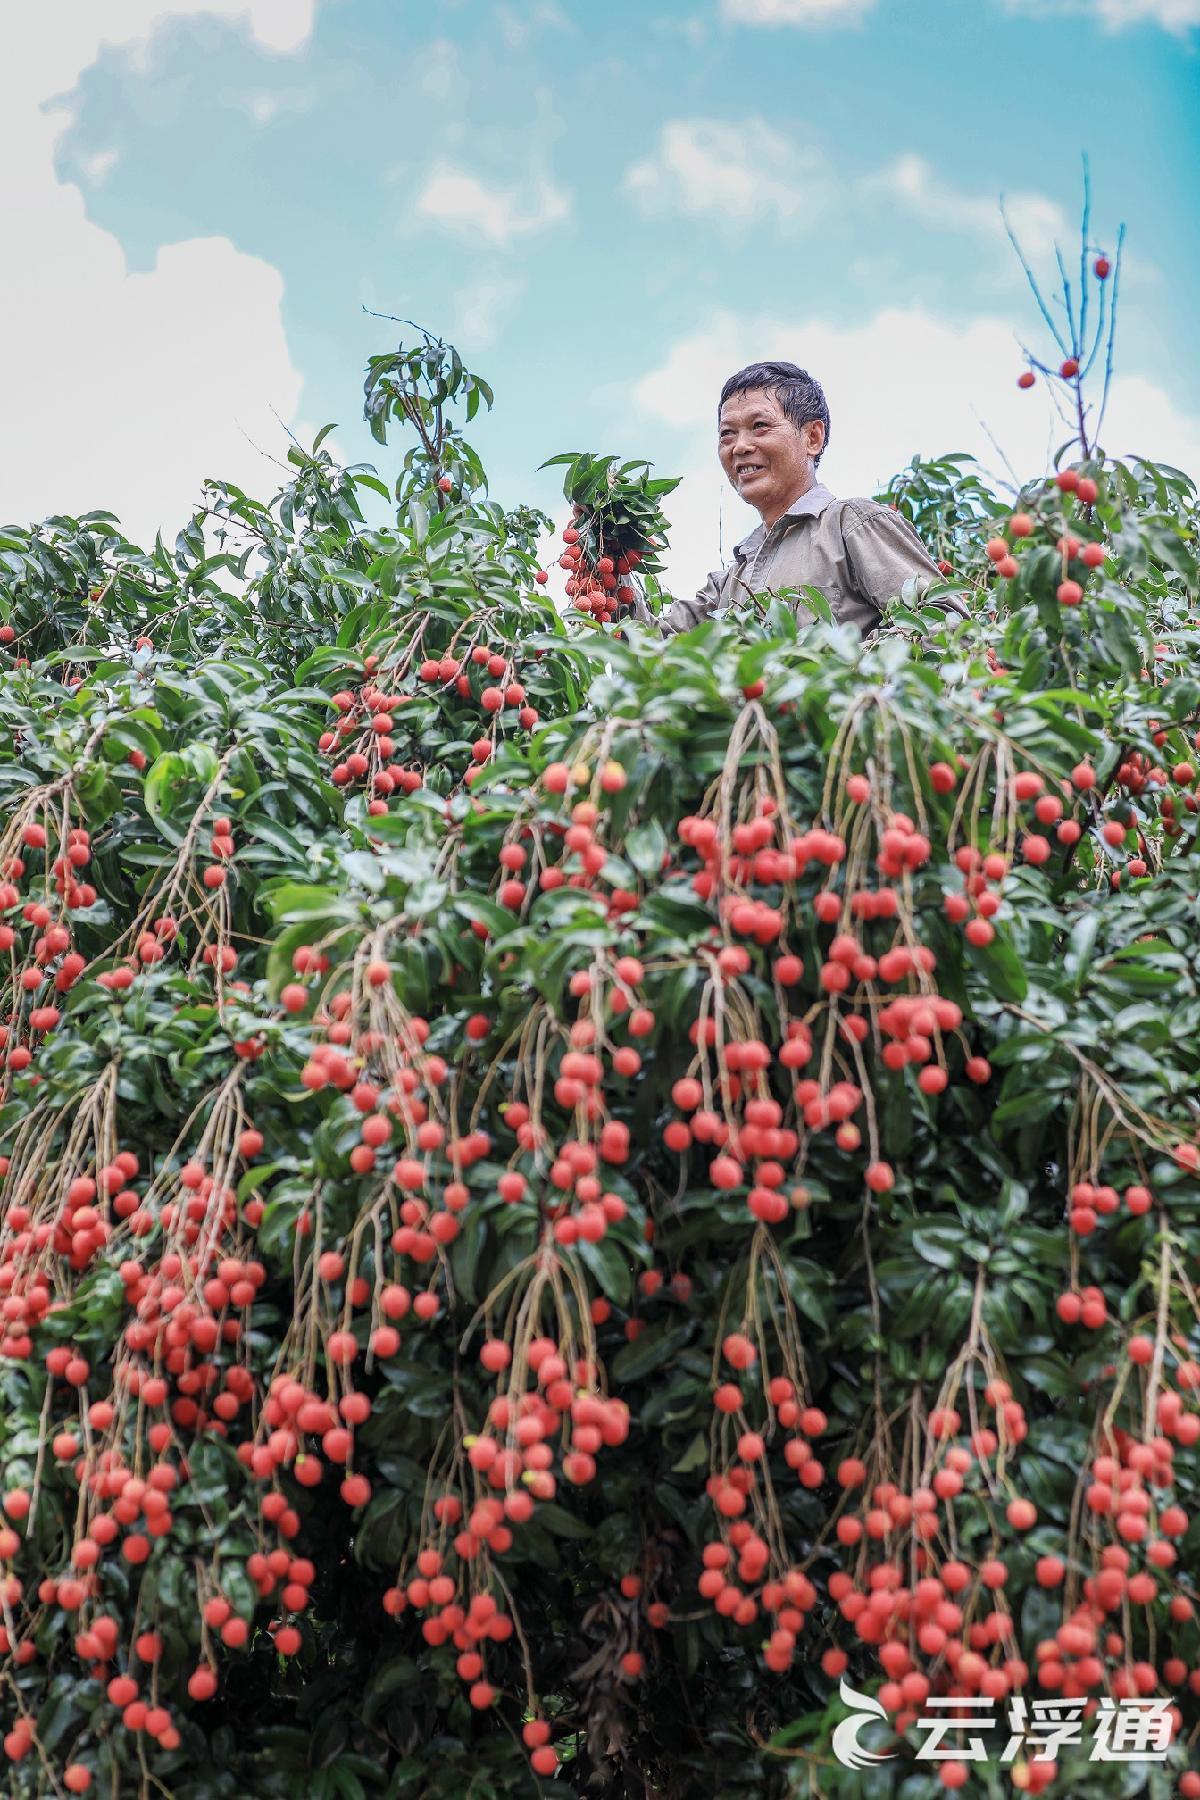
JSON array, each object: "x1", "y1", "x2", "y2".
[{"x1": 1, "y1": 215, "x2": 1200, "y2": 1800}]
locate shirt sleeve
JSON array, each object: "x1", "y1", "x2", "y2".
[
  {"x1": 841, "y1": 502, "x2": 946, "y2": 613},
  {"x1": 630, "y1": 565, "x2": 726, "y2": 637}
]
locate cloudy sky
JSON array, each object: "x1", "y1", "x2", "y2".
[{"x1": 6, "y1": 0, "x2": 1199, "y2": 596}]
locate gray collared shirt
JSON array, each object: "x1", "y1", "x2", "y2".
[{"x1": 637, "y1": 481, "x2": 954, "y2": 637}]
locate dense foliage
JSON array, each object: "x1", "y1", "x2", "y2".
[{"x1": 1, "y1": 273, "x2": 1200, "y2": 1800}]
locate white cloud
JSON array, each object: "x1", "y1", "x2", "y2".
[
  {"x1": 220, "y1": 84, "x2": 315, "y2": 124},
  {"x1": 650, "y1": 11, "x2": 710, "y2": 43},
  {"x1": 1000, "y1": 0, "x2": 1200, "y2": 31},
  {"x1": 78, "y1": 147, "x2": 121, "y2": 186},
  {"x1": 622, "y1": 129, "x2": 1063, "y2": 267},
  {"x1": 417, "y1": 37, "x2": 461, "y2": 101},
  {"x1": 631, "y1": 308, "x2": 1200, "y2": 597},
  {"x1": 624, "y1": 119, "x2": 828, "y2": 232},
  {"x1": 414, "y1": 164, "x2": 571, "y2": 246},
  {"x1": 23, "y1": 1, "x2": 316, "y2": 98},
  {"x1": 865, "y1": 153, "x2": 1068, "y2": 264},
  {"x1": 2, "y1": 6, "x2": 315, "y2": 544},
  {"x1": 726, "y1": 0, "x2": 1199, "y2": 24},
  {"x1": 721, "y1": 0, "x2": 876, "y2": 22},
  {"x1": 494, "y1": 1, "x2": 573, "y2": 48},
  {"x1": 452, "y1": 275, "x2": 525, "y2": 352}
]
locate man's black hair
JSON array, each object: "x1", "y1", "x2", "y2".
[{"x1": 718, "y1": 361, "x2": 830, "y2": 468}]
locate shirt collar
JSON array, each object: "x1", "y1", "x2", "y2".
[{"x1": 733, "y1": 481, "x2": 837, "y2": 561}]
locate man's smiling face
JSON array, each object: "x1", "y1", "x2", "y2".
[{"x1": 717, "y1": 388, "x2": 826, "y2": 528}]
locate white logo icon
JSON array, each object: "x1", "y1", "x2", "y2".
[
  {"x1": 831, "y1": 1679, "x2": 898, "y2": 1770},
  {"x1": 830, "y1": 1685, "x2": 1173, "y2": 1769}
]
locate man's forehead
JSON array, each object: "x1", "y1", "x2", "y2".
[{"x1": 719, "y1": 387, "x2": 784, "y2": 422}]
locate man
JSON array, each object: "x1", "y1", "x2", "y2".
[{"x1": 637, "y1": 360, "x2": 956, "y2": 637}]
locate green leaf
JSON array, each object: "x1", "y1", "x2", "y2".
[
  {"x1": 611, "y1": 1321, "x2": 690, "y2": 1381},
  {"x1": 624, "y1": 818, "x2": 667, "y2": 877},
  {"x1": 536, "y1": 1503, "x2": 593, "y2": 1539},
  {"x1": 576, "y1": 1236, "x2": 635, "y2": 1307},
  {"x1": 910, "y1": 1224, "x2": 965, "y2": 1271},
  {"x1": 142, "y1": 751, "x2": 190, "y2": 845}
]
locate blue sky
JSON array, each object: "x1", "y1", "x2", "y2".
[{"x1": 8, "y1": 0, "x2": 1199, "y2": 593}]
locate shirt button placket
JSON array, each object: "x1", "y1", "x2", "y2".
[{"x1": 750, "y1": 521, "x2": 781, "y2": 591}]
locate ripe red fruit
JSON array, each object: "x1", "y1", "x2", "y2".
[
  {"x1": 1017, "y1": 370, "x2": 1035, "y2": 389},
  {"x1": 64, "y1": 1768, "x2": 92, "y2": 1794},
  {"x1": 1059, "y1": 358, "x2": 1079, "y2": 378},
  {"x1": 1094, "y1": 255, "x2": 1110, "y2": 279},
  {"x1": 619, "y1": 1651, "x2": 644, "y2": 1679},
  {"x1": 437, "y1": 475, "x2": 453, "y2": 493},
  {"x1": 188, "y1": 1665, "x2": 218, "y2": 1701},
  {"x1": 722, "y1": 1333, "x2": 756, "y2": 1370},
  {"x1": 1057, "y1": 580, "x2": 1083, "y2": 606}
]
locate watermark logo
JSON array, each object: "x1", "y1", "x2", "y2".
[
  {"x1": 830, "y1": 1680, "x2": 898, "y2": 1770},
  {"x1": 831, "y1": 1690, "x2": 1174, "y2": 1769}
]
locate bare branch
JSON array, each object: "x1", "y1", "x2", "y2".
[
  {"x1": 1094, "y1": 221, "x2": 1127, "y2": 451},
  {"x1": 1001, "y1": 196, "x2": 1070, "y2": 356},
  {"x1": 1077, "y1": 152, "x2": 1092, "y2": 360}
]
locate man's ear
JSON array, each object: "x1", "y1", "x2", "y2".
[{"x1": 805, "y1": 419, "x2": 826, "y2": 458}]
